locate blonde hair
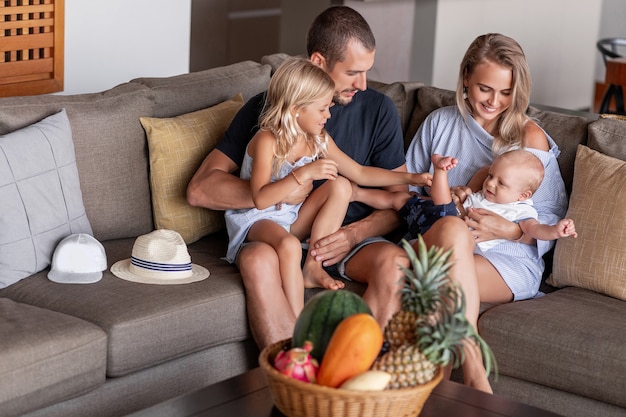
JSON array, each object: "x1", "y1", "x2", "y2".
[
  {"x1": 456, "y1": 33, "x2": 532, "y2": 155},
  {"x1": 259, "y1": 57, "x2": 334, "y2": 176},
  {"x1": 497, "y1": 149, "x2": 544, "y2": 193}
]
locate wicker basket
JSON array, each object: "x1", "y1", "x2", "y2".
[{"x1": 259, "y1": 339, "x2": 443, "y2": 417}]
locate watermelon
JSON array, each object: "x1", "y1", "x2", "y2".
[{"x1": 292, "y1": 290, "x2": 372, "y2": 362}]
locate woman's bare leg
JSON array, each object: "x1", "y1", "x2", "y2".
[{"x1": 421, "y1": 216, "x2": 512, "y2": 393}]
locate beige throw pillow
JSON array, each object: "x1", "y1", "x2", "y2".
[
  {"x1": 141, "y1": 94, "x2": 244, "y2": 244},
  {"x1": 548, "y1": 145, "x2": 626, "y2": 301}
]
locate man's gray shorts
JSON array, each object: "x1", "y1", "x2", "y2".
[{"x1": 302, "y1": 236, "x2": 389, "y2": 280}]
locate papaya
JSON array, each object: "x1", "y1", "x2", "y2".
[
  {"x1": 292, "y1": 290, "x2": 371, "y2": 362},
  {"x1": 316, "y1": 313, "x2": 384, "y2": 388}
]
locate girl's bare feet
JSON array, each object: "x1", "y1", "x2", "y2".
[{"x1": 303, "y1": 259, "x2": 345, "y2": 290}]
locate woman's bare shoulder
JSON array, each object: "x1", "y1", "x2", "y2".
[{"x1": 523, "y1": 120, "x2": 549, "y2": 151}]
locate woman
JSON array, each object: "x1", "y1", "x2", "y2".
[{"x1": 405, "y1": 33, "x2": 568, "y2": 392}]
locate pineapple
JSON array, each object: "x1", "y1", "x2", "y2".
[{"x1": 373, "y1": 236, "x2": 496, "y2": 389}]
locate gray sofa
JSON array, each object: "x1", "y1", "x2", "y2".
[{"x1": 0, "y1": 54, "x2": 624, "y2": 417}]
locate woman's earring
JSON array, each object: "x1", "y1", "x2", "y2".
[
  {"x1": 296, "y1": 113, "x2": 299, "y2": 118},
  {"x1": 463, "y1": 86, "x2": 468, "y2": 100}
]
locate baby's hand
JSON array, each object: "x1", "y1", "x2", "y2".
[
  {"x1": 411, "y1": 172, "x2": 433, "y2": 187},
  {"x1": 558, "y1": 219, "x2": 577, "y2": 238}
]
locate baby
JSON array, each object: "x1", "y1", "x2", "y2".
[{"x1": 353, "y1": 149, "x2": 577, "y2": 250}]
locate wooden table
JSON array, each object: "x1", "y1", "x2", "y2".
[{"x1": 129, "y1": 367, "x2": 565, "y2": 417}]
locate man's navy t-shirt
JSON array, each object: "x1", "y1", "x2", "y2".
[{"x1": 216, "y1": 87, "x2": 405, "y2": 225}]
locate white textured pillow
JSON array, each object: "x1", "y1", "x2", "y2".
[{"x1": 0, "y1": 109, "x2": 92, "y2": 288}]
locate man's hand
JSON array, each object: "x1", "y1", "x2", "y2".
[
  {"x1": 465, "y1": 208, "x2": 518, "y2": 242},
  {"x1": 282, "y1": 182, "x2": 313, "y2": 205},
  {"x1": 309, "y1": 224, "x2": 360, "y2": 267}
]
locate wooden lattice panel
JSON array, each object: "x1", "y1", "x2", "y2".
[{"x1": 0, "y1": 0, "x2": 64, "y2": 97}]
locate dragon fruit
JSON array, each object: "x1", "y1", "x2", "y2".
[{"x1": 273, "y1": 340, "x2": 319, "y2": 383}]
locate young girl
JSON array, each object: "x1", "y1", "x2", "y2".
[{"x1": 224, "y1": 57, "x2": 431, "y2": 317}]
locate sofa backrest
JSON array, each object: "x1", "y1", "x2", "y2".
[
  {"x1": 0, "y1": 83, "x2": 155, "y2": 241},
  {"x1": 131, "y1": 60, "x2": 271, "y2": 118},
  {"x1": 0, "y1": 61, "x2": 272, "y2": 242}
]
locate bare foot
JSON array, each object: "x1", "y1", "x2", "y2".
[
  {"x1": 432, "y1": 154, "x2": 458, "y2": 171},
  {"x1": 462, "y1": 339, "x2": 494, "y2": 394},
  {"x1": 303, "y1": 260, "x2": 345, "y2": 290}
]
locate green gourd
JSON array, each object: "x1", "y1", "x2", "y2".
[{"x1": 292, "y1": 290, "x2": 372, "y2": 363}]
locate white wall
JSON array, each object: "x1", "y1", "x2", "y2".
[
  {"x1": 430, "y1": 0, "x2": 602, "y2": 110},
  {"x1": 63, "y1": 0, "x2": 191, "y2": 95}
]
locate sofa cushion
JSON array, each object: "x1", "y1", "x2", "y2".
[
  {"x1": 141, "y1": 94, "x2": 244, "y2": 244},
  {"x1": 407, "y1": 86, "x2": 456, "y2": 149},
  {"x1": 0, "y1": 233, "x2": 249, "y2": 377},
  {"x1": 527, "y1": 107, "x2": 592, "y2": 195},
  {"x1": 369, "y1": 80, "x2": 423, "y2": 145},
  {"x1": 0, "y1": 298, "x2": 107, "y2": 417},
  {"x1": 0, "y1": 110, "x2": 92, "y2": 288},
  {"x1": 479, "y1": 287, "x2": 626, "y2": 408},
  {"x1": 587, "y1": 116, "x2": 626, "y2": 161},
  {"x1": 548, "y1": 145, "x2": 626, "y2": 301},
  {"x1": 132, "y1": 60, "x2": 271, "y2": 118},
  {"x1": 261, "y1": 52, "x2": 292, "y2": 74},
  {"x1": 0, "y1": 83, "x2": 156, "y2": 242}
]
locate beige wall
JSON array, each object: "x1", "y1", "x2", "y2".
[
  {"x1": 430, "y1": 0, "x2": 602, "y2": 110},
  {"x1": 345, "y1": 0, "x2": 603, "y2": 110}
]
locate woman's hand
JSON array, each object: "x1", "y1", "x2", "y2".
[{"x1": 464, "y1": 207, "x2": 520, "y2": 242}]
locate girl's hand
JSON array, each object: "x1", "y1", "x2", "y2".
[
  {"x1": 410, "y1": 172, "x2": 433, "y2": 187},
  {"x1": 297, "y1": 159, "x2": 339, "y2": 182}
]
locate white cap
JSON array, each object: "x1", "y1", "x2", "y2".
[{"x1": 48, "y1": 234, "x2": 107, "y2": 284}]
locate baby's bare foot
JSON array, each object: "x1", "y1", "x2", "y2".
[
  {"x1": 432, "y1": 154, "x2": 458, "y2": 171},
  {"x1": 303, "y1": 260, "x2": 345, "y2": 290}
]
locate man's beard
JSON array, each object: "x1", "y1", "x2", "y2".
[{"x1": 333, "y1": 93, "x2": 352, "y2": 106}]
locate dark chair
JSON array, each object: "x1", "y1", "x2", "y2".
[
  {"x1": 597, "y1": 38, "x2": 626, "y2": 114},
  {"x1": 597, "y1": 37, "x2": 626, "y2": 65}
]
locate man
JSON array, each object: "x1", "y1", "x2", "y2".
[{"x1": 187, "y1": 6, "x2": 411, "y2": 349}]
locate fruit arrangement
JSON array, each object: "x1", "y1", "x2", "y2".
[{"x1": 273, "y1": 236, "x2": 496, "y2": 392}]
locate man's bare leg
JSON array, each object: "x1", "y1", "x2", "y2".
[
  {"x1": 238, "y1": 242, "x2": 296, "y2": 350},
  {"x1": 343, "y1": 241, "x2": 407, "y2": 329}
]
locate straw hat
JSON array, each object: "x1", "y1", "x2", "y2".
[
  {"x1": 48, "y1": 233, "x2": 107, "y2": 284},
  {"x1": 111, "y1": 229, "x2": 210, "y2": 285}
]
